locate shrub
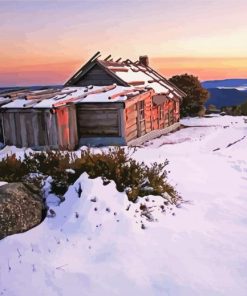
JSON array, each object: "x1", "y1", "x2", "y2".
[
  {"x1": 0, "y1": 154, "x2": 28, "y2": 182},
  {"x1": 169, "y1": 74, "x2": 209, "y2": 117},
  {"x1": 0, "y1": 148, "x2": 180, "y2": 204}
]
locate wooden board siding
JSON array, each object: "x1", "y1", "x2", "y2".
[
  {"x1": 124, "y1": 91, "x2": 155, "y2": 142},
  {"x1": 77, "y1": 103, "x2": 123, "y2": 137},
  {"x1": 125, "y1": 104, "x2": 138, "y2": 142},
  {"x1": 75, "y1": 64, "x2": 118, "y2": 86},
  {"x1": 0, "y1": 105, "x2": 78, "y2": 150},
  {"x1": 0, "y1": 114, "x2": 4, "y2": 143},
  {"x1": 124, "y1": 91, "x2": 180, "y2": 145}
]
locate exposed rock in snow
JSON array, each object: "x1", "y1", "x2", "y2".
[{"x1": 0, "y1": 182, "x2": 46, "y2": 239}]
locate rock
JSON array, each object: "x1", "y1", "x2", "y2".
[{"x1": 0, "y1": 182, "x2": 46, "y2": 239}]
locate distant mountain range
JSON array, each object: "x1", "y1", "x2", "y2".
[
  {"x1": 202, "y1": 79, "x2": 247, "y2": 108},
  {"x1": 0, "y1": 85, "x2": 63, "y2": 95},
  {"x1": 202, "y1": 79, "x2": 247, "y2": 89}
]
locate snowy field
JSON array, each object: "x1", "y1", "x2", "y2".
[{"x1": 0, "y1": 115, "x2": 247, "y2": 296}]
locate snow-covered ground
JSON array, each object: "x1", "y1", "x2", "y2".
[{"x1": 1, "y1": 115, "x2": 247, "y2": 296}]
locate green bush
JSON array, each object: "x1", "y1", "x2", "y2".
[
  {"x1": 169, "y1": 74, "x2": 209, "y2": 117},
  {"x1": 0, "y1": 154, "x2": 28, "y2": 182},
  {"x1": 0, "y1": 148, "x2": 180, "y2": 204}
]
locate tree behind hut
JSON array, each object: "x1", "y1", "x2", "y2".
[{"x1": 169, "y1": 74, "x2": 209, "y2": 117}]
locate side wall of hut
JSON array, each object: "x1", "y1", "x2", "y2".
[
  {"x1": 124, "y1": 91, "x2": 154, "y2": 142},
  {"x1": 0, "y1": 114, "x2": 4, "y2": 144},
  {"x1": 124, "y1": 91, "x2": 180, "y2": 145}
]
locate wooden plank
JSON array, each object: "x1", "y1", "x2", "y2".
[
  {"x1": 128, "y1": 81, "x2": 145, "y2": 86},
  {"x1": 109, "y1": 89, "x2": 137, "y2": 100},
  {"x1": 68, "y1": 106, "x2": 78, "y2": 150},
  {"x1": 36, "y1": 113, "x2": 44, "y2": 146},
  {"x1": 118, "y1": 108, "x2": 125, "y2": 137},
  {"x1": 41, "y1": 111, "x2": 49, "y2": 146},
  {"x1": 19, "y1": 113, "x2": 28, "y2": 147},
  {"x1": 126, "y1": 117, "x2": 137, "y2": 128},
  {"x1": 8, "y1": 113, "x2": 17, "y2": 146},
  {"x1": 0, "y1": 114, "x2": 3, "y2": 143},
  {"x1": 2, "y1": 114, "x2": 11, "y2": 145},
  {"x1": 77, "y1": 103, "x2": 121, "y2": 109},
  {"x1": 126, "y1": 122, "x2": 137, "y2": 135},
  {"x1": 108, "y1": 67, "x2": 128, "y2": 72},
  {"x1": 31, "y1": 113, "x2": 39, "y2": 146},
  {"x1": 14, "y1": 112, "x2": 22, "y2": 147},
  {"x1": 47, "y1": 112, "x2": 58, "y2": 147},
  {"x1": 127, "y1": 104, "x2": 137, "y2": 111},
  {"x1": 126, "y1": 129, "x2": 138, "y2": 141},
  {"x1": 140, "y1": 121, "x2": 146, "y2": 135},
  {"x1": 79, "y1": 127, "x2": 119, "y2": 136},
  {"x1": 124, "y1": 90, "x2": 154, "y2": 109},
  {"x1": 25, "y1": 113, "x2": 34, "y2": 147},
  {"x1": 126, "y1": 111, "x2": 138, "y2": 121},
  {"x1": 79, "y1": 119, "x2": 118, "y2": 128},
  {"x1": 78, "y1": 112, "x2": 118, "y2": 121}
]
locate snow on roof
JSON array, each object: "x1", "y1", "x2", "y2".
[
  {"x1": 0, "y1": 85, "x2": 150, "y2": 109},
  {"x1": 1, "y1": 99, "x2": 36, "y2": 109},
  {"x1": 97, "y1": 59, "x2": 180, "y2": 96},
  {"x1": 80, "y1": 85, "x2": 143, "y2": 103},
  {"x1": 65, "y1": 54, "x2": 185, "y2": 98}
]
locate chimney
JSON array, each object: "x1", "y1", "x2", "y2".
[{"x1": 139, "y1": 55, "x2": 149, "y2": 67}]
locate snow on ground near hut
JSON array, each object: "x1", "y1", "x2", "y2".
[{"x1": 1, "y1": 115, "x2": 247, "y2": 296}]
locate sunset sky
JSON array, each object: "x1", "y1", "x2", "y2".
[{"x1": 1, "y1": 0, "x2": 247, "y2": 86}]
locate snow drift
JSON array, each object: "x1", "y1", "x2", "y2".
[{"x1": 0, "y1": 115, "x2": 247, "y2": 296}]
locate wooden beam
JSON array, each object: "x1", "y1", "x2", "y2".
[
  {"x1": 52, "y1": 84, "x2": 117, "y2": 107},
  {"x1": 108, "y1": 67, "x2": 128, "y2": 72},
  {"x1": 23, "y1": 100, "x2": 41, "y2": 108},
  {"x1": 2, "y1": 90, "x2": 31, "y2": 98},
  {"x1": 128, "y1": 81, "x2": 145, "y2": 86},
  {"x1": 64, "y1": 51, "x2": 101, "y2": 86},
  {"x1": 108, "y1": 89, "x2": 137, "y2": 100},
  {"x1": 0, "y1": 98, "x2": 12, "y2": 106},
  {"x1": 104, "y1": 54, "x2": 112, "y2": 61}
]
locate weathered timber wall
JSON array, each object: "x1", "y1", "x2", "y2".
[
  {"x1": 0, "y1": 114, "x2": 4, "y2": 144},
  {"x1": 0, "y1": 105, "x2": 78, "y2": 150},
  {"x1": 124, "y1": 91, "x2": 154, "y2": 142},
  {"x1": 124, "y1": 91, "x2": 180, "y2": 145},
  {"x1": 128, "y1": 122, "x2": 181, "y2": 146},
  {"x1": 76, "y1": 103, "x2": 123, "y2": 138},
  {"x1": 75, "y1": 64, "x2": 119, "y2": 86},
  {"x1": 125, "y1": 104, "x2": 138, "y2": 142}
]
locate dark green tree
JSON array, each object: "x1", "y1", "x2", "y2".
[
  {"x1": 240, "y1": 101, "x2": 247, "y2": 115},
  {"x1": 169, "y1": 74, "x2": 209, "y2": 117}
]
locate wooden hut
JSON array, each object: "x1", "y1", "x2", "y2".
[
  {"x1": 0, "y1": 52, "x2": 186, "y2": 149},
  {"x1": 65, "y1": 52, "x2": 185, "y2": 146},
  {"x1": 76, "y1": 87, "x2": 181, "y2": 146}
]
